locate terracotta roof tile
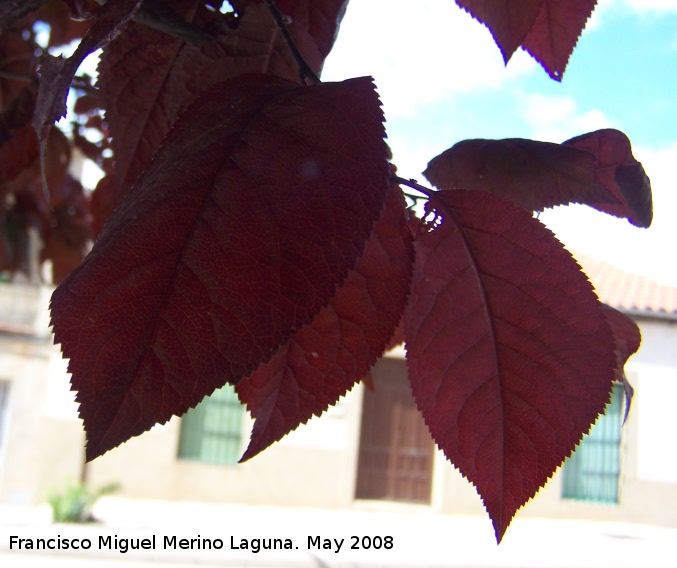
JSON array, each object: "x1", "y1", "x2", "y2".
[{"x1": 574, "y1": 253, "x2": 677, "y2": 316}]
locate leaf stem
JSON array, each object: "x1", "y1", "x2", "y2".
[
  {"x1": 263, "y1": 0, "x2": 321, "y2": 85},
  {"x1": 393, "y1": 175, "x2": 436, "y2": 198}
]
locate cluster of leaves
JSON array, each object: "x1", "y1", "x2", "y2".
[{"x1": 0, "y1": 0, "x2": 651, "y2": 541}]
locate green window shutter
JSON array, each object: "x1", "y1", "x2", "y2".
[
  {"x1": 561, "y1": 384, "x2": 623, "y2": 503},
  {"x1": 178, "y1": 384, "x2": 244, "y2": 465}
]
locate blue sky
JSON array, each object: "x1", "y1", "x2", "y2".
[{"x1": 322, "y1": 0, "x2": 677, "y2": 285}]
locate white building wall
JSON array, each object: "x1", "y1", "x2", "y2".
[{"x1": 627, "y1": 318, "x2": 677, "y2": 484}]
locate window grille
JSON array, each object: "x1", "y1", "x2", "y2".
[
  {"x1": 561, "y1": 384, "x2": 623, "y2": 503},
  {"x1": 177, "y1": 383, "x2": 244, "y2": 465}
]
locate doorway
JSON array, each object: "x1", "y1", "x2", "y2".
[{"x1": 355, "y1": 358, "x2": 434, "y2": 504}]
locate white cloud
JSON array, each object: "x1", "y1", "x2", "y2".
[
  {"x1": 622, "y1": 0, "x2": 677, "y2": 13},
  {"x1": 322, "y1": 0, "x2": 536, "y2": 120},
  {"x1": 572, "y1": 0, "x2": 677, "y2": 34},
  {"x1": 517, "y1": 93, "x2": 616, "y2": 143},
  {"x1": 587, "y1": 0, "x2": 677, "y2": 31}
]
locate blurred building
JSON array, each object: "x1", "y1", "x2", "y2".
[{"x1": 1, "y1": 255, "x2": 676, "y2": 528}]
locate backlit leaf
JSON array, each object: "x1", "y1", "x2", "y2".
[
  {"x1": 600, "y1": 304, "x2": 640, "y2": 424},
  {"x1": 456, "y1": 0, "x2": 597, "y2": 80},
  {"x1": 50, "y1": 74, "x2": 390, "y2": 461},
  {"x1": 404, "y1": 189, "x2": 616, "y2": 541},
  {"x1": 455, "y1": 0, "x2": 543, "y2": 64},
  {"x1": 97, "y1": 0, "x2": 325, "y2": 207},
  {"x1": 564, "y1": 129, "x2": 652, "y2": 228},
  {"x1": 236, "y1": 188, "x2": 413, "y2": 461},
  {"x1": 230, "y1": 0, "x2": 348, "y2": 63},
  {"x1": 423, "y1": 137, "x2": 618, "y2": 211},
  {"x1": 522, "y1": 0, "x2": 597, "y2": 80},
  {"x1": 272, "y1": 0, "x2": 349, "y2": 62}
]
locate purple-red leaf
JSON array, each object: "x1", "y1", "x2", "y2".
[
  {"x1": 271, "y1": 0, "x2": 349, "y2": 62},
  {"x1": 455, "y1": 0, "x2": 543, "y2": 64},
  {"x1": 236, "y1": 188, "x2": 413, "y2": 461},
  {"x1": 50, "y1": 74, "x2": 390, "y2": 461},
  {"x1": 423, "y1": 137, "x2": 619, "y2": 212},
  {"x1": 0, "y1": 124, "x2": 38, "y2": 183},
  {"x1": 97, "y1": 0, "x2": 326, "y2": 207},
  {"x1": 423, "y1": 130, "x2": 651, "y2": 227},
  {"x1": 600, "y1": 304, "x2": 641, "y2": 381},
  {"x1": 600, "y1": 304, "x2": 640, "y2": 424},
  {"x1": 456, "y1": 0, "x2": 597, "y2": 80},
  {"x1": 0, "y1": 30, "x2": 36, "y2": 108},
  {"x1": 564, "y1": 129, "x2": 652, "y2": 228},
  {"x1": 522, "y1": 0, "x2": 597, "y2": 80},
  {"x1": 404, "y1": 189, "x2": 616, "y2": 542}
]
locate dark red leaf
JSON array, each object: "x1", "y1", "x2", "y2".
[
  {"x1": 73, "y1": 93, "x2": 100, "y2": 115},
  {"x1": 134, "y1": 0, "x2": 214, "y2": 44},
  {"x1": 423, "y1": 137, "x2": 619, "y2": 212},
  {"x1": 236, "y1": 188, "x2": 413, "y2": 461},
  {"x1": 89, "y1": 172, "x2": 116, "y2": 238},
  {"x1": 97, "y1": 0, "x2": 324, "y2": 207},
  {"x1": 272, "y1": 0, "x2": 349, "y2": 62},
  {"x1": 455, "y1": 0, "x2": 597, "y2": 80},
  {"x1": 4, "y1": 125, "x2": 71, "y2": 210},
  {"x1": 0, "y1": 0, "x2": 48, "y2": 32},
  {"x1": 0, "y1": 123, "x2": 39, "y2": 184},
  {"x1": 50, "y1": 74, "x2": 390, "y2": 461},
  {"x1": 0, "y1": 29, "x2": 36, "y2": 108},
  {"x1": 600, "y1": 304, "x2": 640, "y2": 424},
  {"x1": 72, "y1": 129, "x2": 104, "y2": 164},
  {"x1": 455, "y1": 0, "x2": 544, "y2": 64},
  {"x1": 522, "y1": 0, "x2": 598, "y2": 81},
  {"x1": 41, "y1": 176, "x2": 92, "y2": 284},
  {"x1": 600, "y1": 305, "x2": 641, "y2": 380},
  {"x1": 34, "y1": 0, "x2": 92, "y2": 47},
  {"x1": 404, "y1": 189, "x2": 616, "y2": 542},
  {"x1": 564, "y1": 129, "x2": 652, "y2": 228},
  {"x1": 231, "y1": 1, "x2": 348, "y2": 61}
]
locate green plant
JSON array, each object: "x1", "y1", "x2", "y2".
[{"x1": 48, "y1": 481, "x2": 120, "y2": 523}]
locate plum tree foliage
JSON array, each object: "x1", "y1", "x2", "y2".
[{"x1": 0, "y1": 0, "x2": 649, "y2": 541}]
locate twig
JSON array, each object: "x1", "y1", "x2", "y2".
[
  {"x1": 393, "y1": 175, "x2": 436, "y2": 199},
  {"x1": 71, "y1": 76, "x2": 99, "y2": 96},
  {"x1": 263, "y1": 0, "x2": 321, "y2": 85}
]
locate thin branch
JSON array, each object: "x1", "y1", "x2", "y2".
[
  {"x1": 393, "y1": 175, "x2": 437, "y2": 199},
  {"x1": 71, "y1": 76, "x2": 99, "y2": 96},
  {"x1": 263, "y1": 0, "x2": 321, "y2": 85}
]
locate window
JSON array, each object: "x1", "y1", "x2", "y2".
[
  {"x1": 561, "y1": 384, "x2": 623, "y2": 503},
  {"x1": 177, "y1": 383, "x2": 244, "y2": 465}
]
